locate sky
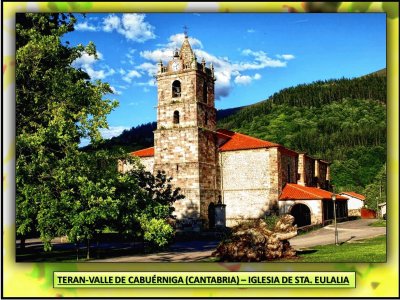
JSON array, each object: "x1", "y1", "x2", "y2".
[{"x1": 63, "y1": 13, "x2": 386, "y2": 142}]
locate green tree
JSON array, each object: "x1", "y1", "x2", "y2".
[
  {"x1": 364, "y1": 164, "x2": 387, "y2": 212},
  {"x1": 113, "y1": 162, "x2": 185, "y2": 250},
  {"x1": 16, "y1": 13, "x2": 117, "y2": 248}
]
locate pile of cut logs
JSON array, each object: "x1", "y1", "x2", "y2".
[{"x1": 212, "y1": 214, "x2": 298, "y2": 262}]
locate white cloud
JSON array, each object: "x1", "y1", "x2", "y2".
[
  {"x1": 240, "y1": 49, "x2": 287, "y2": 69},
  {"x1": 277, "y1": 54, "x2": 295, "y2": 60},
  {"x1": 136, "y1": 62, "x2": 158, "y2": 77},
  {"x1": 103, "y1": 14, "x2": 120, "y2": 32},
  {"x1": 122, "y1": 70, "x2": 142, "y2": 83},
  {"x1": 110, "y1": 86, "x2": 122, "y2": 95},
  {"x1": 234, "y1": 73, "x2": 261, "y2": 85},
  {"x1": 247, "y1": 29, "x2": 256, "y2": 33},
  {"x1": 234, "y1": 75, "x2": 252, "y2": 85},
  {"x1": 125, "y1": 49, "x2": 136, "y2": 65},
  {"x1": 138, "y1": 34, "x2": 291, "y2": 99},
  {"x1": 102, "y1": 13, "x2": 156, "y2": 42},
  {"x1": 99, "y1": 126, "x2": 129, "y2": 139},
  {"x1": 72, "y1": 51, "x2": 115, "y2": 80},
  {"x1": 143, "y1": 87, "x2": 150, "y2": 93},
  {"x1": 136, "y1": 79, "x2": 156, "y2": 87},
  {"x1": 142, "y1": 34, "x2": 203, "y2": 63},
  {"x1": 75, "y1": 21, "x2": 98, "y2": 31}
]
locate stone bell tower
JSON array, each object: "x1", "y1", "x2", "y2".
[{"x1": 154, "y1": 34, "x2": 219, "y2": 229}]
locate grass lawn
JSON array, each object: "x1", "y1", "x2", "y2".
[
  {"x1": 368, "y1": 220, "x2": 386, "y2": 227},
  {"x1": 291, "y1": 235, "x2": 386, "y2": 263}
]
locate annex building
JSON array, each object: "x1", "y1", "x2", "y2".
[{"x1": 124, "y1": 35, "x2": 348, "y2": 230}]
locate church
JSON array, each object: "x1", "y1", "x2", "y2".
[{"x1": 123, "y1": 35, "x2": 348, "y2": 230}]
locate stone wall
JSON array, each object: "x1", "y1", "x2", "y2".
[
  {"x1": 220, "y1": 149, "x2": 274, "y2": 226},
  {"x1": 280, "y1": 149, "x2": 298, "y2": 188}
]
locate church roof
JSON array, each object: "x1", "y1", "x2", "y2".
[
  {"x1": 340, "y1": 191, "x2": 366, "y2": 200},
  {"x1": 131, "y1": 147, "x2": 154, "y2": 157},
  {"x1": 131, "y1": 129, "x2": 297, "y2": 157},
  {"x1": 279, "y1": 184, "x2": 348, "y2": 201},
  {"x1": 217, "y1": 129, "x2": 280, "y2": 151}
]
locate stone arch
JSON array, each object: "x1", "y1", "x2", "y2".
[
  {"x1": 208, "y1": 202, "x2": 215, "y2": 229},
  {"x1": 172, "y1": 80, "x2": 181, "y2": 97},
  {"x1": 173, "y1": 110, "x2": 180, "y2": 124},
  {"x1": 290, "y1": 203, "x2": 311, "y2": 227}
]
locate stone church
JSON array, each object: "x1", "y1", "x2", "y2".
[{"x1": 124, "y1": 35, "x2": 348, "y2": 230}]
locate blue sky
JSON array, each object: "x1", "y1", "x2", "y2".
[{"x1": 64, "y1": 13, "x2": 386, "y2": 142}]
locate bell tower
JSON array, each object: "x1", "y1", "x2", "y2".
[{"x1": 154, "y1": 34, "x2": 219, "y2": 229}]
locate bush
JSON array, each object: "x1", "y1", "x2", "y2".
[{"x1": 140, "y1": 218, "x2": 174, "y2": 248}]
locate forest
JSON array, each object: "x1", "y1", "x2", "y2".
[{"x1": 218, "y1": 74, "x2": 387, "y2": 208}]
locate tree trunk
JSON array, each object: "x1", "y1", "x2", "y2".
[{"x1": 86, "y1": 239, "x2": 90, "y2": 260}]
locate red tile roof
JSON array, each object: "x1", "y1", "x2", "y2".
[
  {"x1": 279, "y1": 184, "x2": 348, "y2": 201},
  {"x1": 131, "y1": 129, "x2": 297, "y2": 156},
  {"x1": 131, "y1": 147, "x2": 154, "y2": 157},
  {"x1": 340, "y1": 192, "x2": 366, "y2": 201},
  {"x1": 217, "y1": 129, "x2": 280, "y2": 151}
]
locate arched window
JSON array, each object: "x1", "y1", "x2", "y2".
[
  {"x1": 172, "y1": 80, "x2": 181, "y2": 98},
  {"x1": 173, "y1": 110, "x2": 180, "y2": 124},
  {"x1": 203, "y1": 81, "x2": 208, "y2": 103}
]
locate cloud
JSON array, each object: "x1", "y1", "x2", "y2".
[
  {"x1": 99, "y1": 126, "x2": 129, "y2": 139},
  {"x1": 277, "y1": 54, "x2": 295, "y2": 60},
  {"x1": 234, "y1": 73, "x2": 262, "y2": 85},
  {"x1": 136, "y1": 79, "x2": 156, "y2": 87},
  {"x1": 75, "y1": 21, "x2": 98, "y2": 31},
  {"x1": 110, "y1": 86, "x2": 122, "y2": 95},
  {"x1": 125, "y1": 48, "x2": 136, "y2": 65},
  {"x1": 72, "y1": 51, "x2": 115, "y2": 80},
  {"x1": 240, "y1": 49, "x2": 287, "y2": 68},
  {"x1": 141, "y1": 34, "x2": 203, "y2": 62},
  {"x1": 103, "y1": 14, "x2": 120, "y2": 32},
  {"x1": 135, "y1": 62, "x2": 158, "y2": 77},
  {"x1": 138, "y1": 34, "x2": 291, "y2": 100},
  {"x1": 247, "y1": 29, "x2": 256, "y2": 33},
  {"x1": 234, "y1": 75, "x2": 252, "y2": 85},
  {"x1": 102, "y1": 13, "x2": 156, "y2": 42},
  {"x1": 122, "y1": 70, "x2": 142, "y2": 83}
]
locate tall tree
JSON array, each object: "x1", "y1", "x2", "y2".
[{"x1": 16, "y1": 13, "x2": 117, "y2": 247}]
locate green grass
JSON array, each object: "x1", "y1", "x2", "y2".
[
  {"x1": 368, "y1": 220, "x2": 386, "y2": 227},
  {"x1": 292, "y1": 235, "x2": 386, "y2": 263}
]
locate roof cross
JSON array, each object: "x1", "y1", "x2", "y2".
[{"x1": 183, "y1": 25, "x2": 189, "y2": 38}]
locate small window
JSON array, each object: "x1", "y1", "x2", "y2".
[
  {"x1": 173, "y1": 110, "x2": 180, "y2": 124},
  {"x1": 203, "y1": 81, "x2": 208, "y2": 103},
  {"x1": 172, "y1": 80, "x2": 181, "y2": 98}
]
